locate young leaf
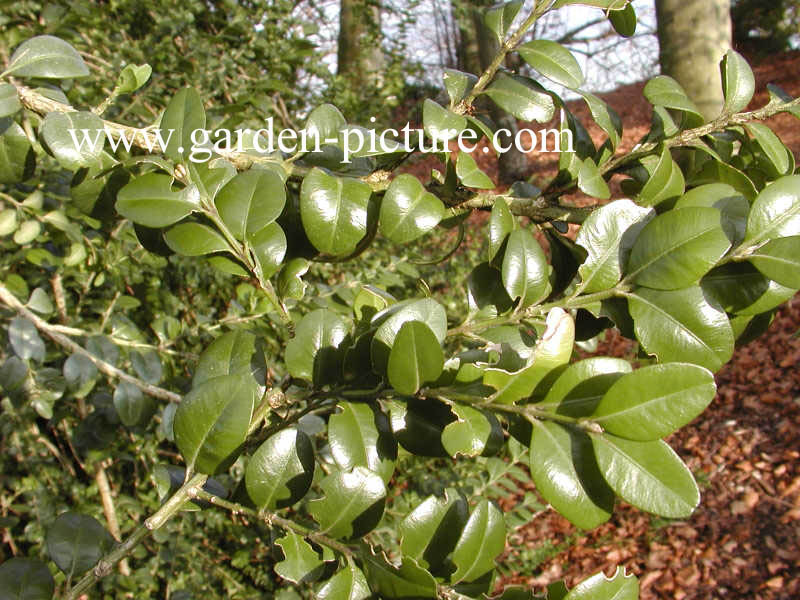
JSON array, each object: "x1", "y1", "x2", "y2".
[
  {"x1": 450, "y1": 499, "x2": 506, "y2": 583},
  {"x1": 300, "y1": 168, "x2": 372, "y2": 256},
  {"x1": 720, "y1": 49, "x2": 755, "y2": 115},
  {"x1": 593, "y1": 363, "x2": 716, "y2": 441},
  {"x1": 116, "y1": 64, "x2": 152, "y2": 94},
  {"x1": 328, "y1": 402, "x2": 397, "y2": 483},
  {"x1": 455, "y1": 152, "x2": 494, "y2": 189},
  {"x1": 379, "y1": 174, "x2": 445, "y2": 244},
  {"x1": 5, "y1": 36, "x2": 89, "y2": 79},
  {"x1": 592, "y1": 434, "x2": 700, "y2": 518},
  {"x1": 387, "y1": 321, "x2": 444, "y2": 395},
  {"x1": 529, "y1": 420, "x2": 614, "y2": 529},
  {"x1": 626, "y1": 207, "x2": 731, "y2": 290},
  {"x1": 246, "y1": 428, "x2": 315, "y2": 510},
  {"x1": 274, "y1": 531, "x2": 323, "y2": 584},
  {"x1": 46, "y1": 512, "x2": 111, "y2": 576},
  {"x1": 173, "y1": 374, "x2": 258, "y2": 474},
  {"x1": 518, "y1": 40, "x2": 584, "y2": 89},
  {"x1": 308, "y1": 466, "x2": 386, "y2": 539}
]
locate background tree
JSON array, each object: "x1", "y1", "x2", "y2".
[{"x1": 656, "y1": 0, "x2": 732, "y2": 119}]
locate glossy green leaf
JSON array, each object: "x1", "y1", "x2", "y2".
[
  {"x1": 442, "y1": 404, "x2": 503, "y2": 458},
  {"x1": 305, "y1": 103, "x2": 346, "y2": 142},
  {"x1": 674, "y1": 183, "x2": 749, "y2": 247},
  {"x1": 389, "y1": 398, "x2": 454, "y2": 457},
  {"x1": 387, "y1": 321, "x2": 444, "y2": 395},
  {"x1": 636, "y1": 146, "x2": 685, "y2": 206},
  {"x1": 248, "y1": 222, "x2": 287, "y2": 278},
  {"x1": 164, "y1": 222, "x2": 229, "y2": 256},
  {"x1": 0, "y1": 84, "x2": 21, "y2": 118},
  {"x1": 744, "y1": 175, "x2": 800, "y2": 246},
  {"x1": 643, "y1": 76, "x2": 703, "y2": 127},
  {"x1": 689, "y1": 159, "x2": 757, "y2": 201},
  {"x1": 39, "y1": 111, "x2": 104, "y2": 170},
  {"x1": 592, "y1": 434, "x2": 700, "y2": 518},
  {"x1": 362, "y1": 553, "x2": 437, "y2": 599},
  {"x1": 399, "y1": 490, "x2": 469, "y2": 572},
  {"x1": 594, "y1": 363, "x2": 716, "y2": 441},
  {"x1": 8, "y1": 317, "x2": 45, "y2": 362},
  {"x1": 329, "y1": 402, "x2": 396, "y2": 483},
  {"x1": 748, "y1": 236, "x2": 800, "y2": 288},
  {"x1": 746, "y1": 122, "x2": 792, "y2": 175},
  {"x1": 451, "y1": 498, "x2": 506, "y2": 583},
  {"x1": 501, "y1": 228, "x2": 550, "y2": 309},
  {"x1": 529, "y1": 420, "x2": 614, "y2": 529},
  {"x1": 300, "y1": 168, "x2": 371, "y2": 255},
  {"x1": 194, "y1": 330, "x2": 266, "y2": 387},
  {"x1": 538, "y1": 357, "x2": 632, "y2": 412},
  {"x1": 721, "y1": 50, "x2": 755, "y2": 115},
  {"x1": 488, "y1": 197, "x2": 515, "y2": 263},
  {"x1": 0, "y1": 120, "x2": 33, "y2": 184},
  {"x1": 309, "y1": 466, "x2": 386, "y2": 539},
  {"x1": 564, "y1": 567, "x2": 638, "y2": 600},
  {"x1": 485, "y1": 73, "x2": 555, "y2": 123},
  {"x1": 443, "y1": 69, "x2": 477, "y2": 105},
  {"x1": 286, "y1": 309, "x2": 350, "y2": 386},
  {"x1": 628, "y1": 286, "x2": 734, "y2": 372},
  {"x1": 580, "y1": 92, "x2": 622, "y2": 150},
  {"x1": 116, "y1": 173, "x2": 199, "y2": 228},
  {"x1": 485, "y1": 1, "x2": 523, "y2": 41},
  {"x1": 173, "y1": 374, "x2": 257, "y2": 474},
  {"x1": 246, "y1": 428, "x2": 314, "y2": 510},
  {"x1": 456, "y1": 151, "x2": 494, "y2": 189},
  {"x1": 0, "y1": 557, "x2": 54, "y2": 600},
  {"x1": 577, "y1": 158, "x2": 610, "y2": 199},
  {"x1": 317, "y1": 563, "x2": 371, "y2": 600},
  {"x1": 277, "y1": 257, "x2": 310, "y2": 300},
  {"x1": 423, "y1": 99, "x2": 465, "y2": 142},
  {"x1": 113, "y1": 380, "x2": 154, "y2": 427},
  {"x1": 190, "y1": 158, "x2": 237, "y2": 202},
  {"x1": 467, "y1": 262, "x2": 514, "y2": 313},
  {"x1": 519, "y1": 40, "x2": 584, "y2": 89},
  {"x1": 576, "y1": 199, "x2": 651, "y2": 294},
  {"x1": 379, "y1": 174, "x2": 445, "y2": 244},
  {"x1": 371, "y1": 299, "x2": 447, "y2": 373},
  {"x1": 626, "y1": 207, "x2": 731, "y2": 289},
  {"x1": 275, "y1": 531, "x2": 323, "y2": 584},
  {"x1": 215, "y1": 169, "x2": 286, "y2": 240},
  {"x1": 46, "y1": 512, "x2": 110, "y2": 576},
  {"x1": 161, "y1": 88, "x2": 206, "y2": 162},
  {"x1": 116, "y1": 64, "x2": 152, "y2": 94},
  {"x1": 5, "y1": 36, "x2": 89, "y2": 79}
]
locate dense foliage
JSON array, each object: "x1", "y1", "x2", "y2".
[{"x1": 2, "y1": 1, "x2": 800, "y2": 599}]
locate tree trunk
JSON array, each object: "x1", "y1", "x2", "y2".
[
  {"x1": 337, "y1": 0, "x2": 384, "y2": 89},
  {"x1": 656, "y1": 0, "x2": 732, "y2": 120}
]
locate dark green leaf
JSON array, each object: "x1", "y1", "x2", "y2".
[
  {"x1": 442, "y1": 404, "x2": 503, "y2": 458},
  {"x1": 744, "y1": 175, "x2": 800, "y2": 246},
  {"x1": 0, "y1": 119, "x2": 34, "y2": 184},
  {"x1": 215, "y1": 169, "x2": 286, "y2": 240},
  {"x1": 451, "y1": 499, "x2": 506, "y2": 583},
  {"x1": 46, "y1": 512, "x2": 111, "y2": 576},
  {"x1": 485, "y1": 73, "x2": 555, "y2": 123},
  {"x1": 674, "y1": 183, "x2": 749, "y2": 247},
  {"x1": 362, "y1": 553, "x2": 437, "y2": 599},
  {"x1": 748, "y1": 236, "x2": 800, "y2": 288},
  {"x1": 577, "y1": 158, "x2": 610, "y2": 199},
  {"x1": 399, "y1": 490, "x2": 469, "y2": 573},
  {"x1": 0, "y1": 84, "x2": 21, "y2": 118},
  {"x1": 0, "y1": 557, "x2": 54, "y2": 600},
  {"x1": 317, "y1": 563, "x2": 371, "y2": 600},
  {"x1": 423, "y1": 99, "x2": 466, "y2": 142},
  {"x1": 249, "y1": 222, "x2": 287, "y2": 279},
  {"x1": 501, "y1": 228, "x2": 550, "y2": 308},
  {"x1": 609, "y1": 3, "x2": 636, "y2": 37},
  {"x1": 116, "y1": 173, "x2": 199, "y2": 228},
  {"x1": 489, "y1": 198, "x2": 515, "y2": 264},
  {"x1": 721, "y1": 50, "x2": 755, "y2": 115},
  {"x1": 194, "y1": 330, "x2": 266, "y2": 387},
  {"x1": 580, "y1": 92, "x2": 622, "y2": 150},
  {"x1": 518, "y1": 40, "x2": 584, "y2": 89},
  {"x1": 389, "y1": 398, "x2": 454, "y2": 457},
  {"x1": 161, "y1": 88, "x2": 206, "y2": 162},
  {"x1": 643, "y1": 76, "x2": 703, "y2": 127},
  {"x1": 387, "y1": 321, "x2": 444, "y2": 395},
  {"x1": 285, "y1": 309, "x2": 350, "y2": 386},
  {"x1": 275, "y1": 531, "x2": 323, "y2": 584},
  {"x1": 485, "y1": 1, "x2": 523, "y2": 41},
  {"x1": 173, "y1": 374, "x2": 257, "y2": 474},
  {"x1": 300, "y1": 168, "x2": 372, "y2": 255},
  {"x1": 113, "y1": 380, "x2": 155, "y2": 427},
  {"x1": 164, "y1": 222, "x2": 229, "y2": 256},
  {"x1": 246, "y1": 428, "x2": 314, "y2": 510},
  {"x1": 8, "y1": 317, "x2": 45, "y2": 362},
  {"x1": 371, "y1": 299, "x2": 447, "y2": 373},
  {"x1": 746, "y1": 122, "x2": 792, "y2": 175},
  {"x1": 329, "y1": 402, "x2": 396, "y2": 483},
  {"x1": 309, "y1": 467, "x2": 386, "y2": 539},
  {"x1": 443, "y1": 69, "x2": 478, "y2": 105}
]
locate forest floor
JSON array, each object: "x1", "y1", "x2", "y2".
[{"x1": 491, "y1": 51, "x2": 800, "y2": 600}]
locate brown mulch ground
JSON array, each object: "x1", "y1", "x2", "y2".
[{"x1": 492, "y1": 52, "x2": 800, "y2": 600}]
